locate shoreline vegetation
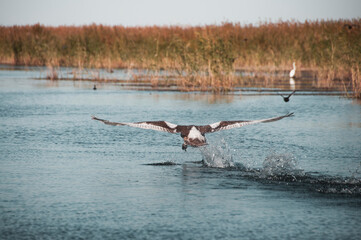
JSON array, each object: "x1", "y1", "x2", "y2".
[{"x1": 0, "y1": 20, "x2": 360, "y2": 97}]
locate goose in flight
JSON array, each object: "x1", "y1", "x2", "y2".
[
  {"x1": 279, "y1": 90, "x2": 296, "y2": 102},
  {"x1": 289, "y1": 62, "x2": 296, "y2": 78},
  {"x1": 92, "y1": 113, "x2": 293, "y2": 151}
]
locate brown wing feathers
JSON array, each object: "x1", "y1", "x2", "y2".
[
  {"x1": 92, "y1": 116, "x2": 178, "y2": 133},
  {"x1": 201, "y1": 112, "x2": 294, "y2": 133},
  {"x1": 92, "y1": 112, "x2": 293, "y2": 135}
]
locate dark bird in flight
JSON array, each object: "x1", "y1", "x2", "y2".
[
  {"x1": 92, "y1": 113, "x2": 294, "y2": 151},
  {"x1": 279, "y1": 90, "x2": 296, "y2": 102}
]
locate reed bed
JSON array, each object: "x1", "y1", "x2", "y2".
[{"x1": 0, "y1": 20, "x2": 360, "y2": 96}]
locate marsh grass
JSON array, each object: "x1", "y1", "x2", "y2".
[
  {"x1": 351, "y1": 66, "x2": 361, "y2": 98},
  {"x1": 0, "y1": 20, "x2": 360, "y2": 96},
  {"x1": 46, "y1": 65, "x2": 58, "y2": 80}
]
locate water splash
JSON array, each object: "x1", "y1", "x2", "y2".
[
  {"x1": 197, "y1": 142, "x2": 361, "y2": 195},
  {"x1": 260, "y1": 152, "x2": 304, "y2": 180},
  {"x1": 199, "y1": 139, "x2": 235, "y2": 168},
  {"x1": 256, "y1": 153, "x2": 361, "y2": 195}
]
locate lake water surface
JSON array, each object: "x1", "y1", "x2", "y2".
[{"x1": 0, "y1": 67, "x2": 361, "y2": 239}]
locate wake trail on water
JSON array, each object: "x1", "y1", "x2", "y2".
[{"x1": 199, "y1": 140, "x2": 361, "y2": 196}]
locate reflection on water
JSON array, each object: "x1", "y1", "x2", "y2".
[
  {"x1": 0, "y1": 66, "x2": 361, "y2": 239},
  {"x1": 164, "y1": 92, "x2": 236, "y2": 104},
  {"x1": 289, "y1": 77, "x2": 295, "y2": 90},
  {"x1": 335, "y1": 122, "x2": 361, "y2": 128}
]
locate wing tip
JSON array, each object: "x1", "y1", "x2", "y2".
[
  {"x1": 91, "y1": 115, "x2": 109, "y2": 124},
  {"x1": 91, "y1": 115, "x2": 101, "y2": 121},
  {"x1": 286, "y1": 112, "x2": 294, "y2": 117}
]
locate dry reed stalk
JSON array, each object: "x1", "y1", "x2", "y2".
[
  {"x1": 46, "y1": 65, "x2": 58, "y2": 80},
  {"x1": 316, "y1": 69, "x2": 335, "y2": 88},
  {"x1": 150, "y1": 71, "x2": 159, "y2": 87},
  {"x1": 1, "y1": 20, "x2": 360, "y2": 93},
  {"x1": 351, "y1": 66, "x2": 361, "y2": 98}
]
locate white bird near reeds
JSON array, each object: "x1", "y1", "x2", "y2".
[{"x1": 289, "y1": 62, "x2": 296, "y2": 78}]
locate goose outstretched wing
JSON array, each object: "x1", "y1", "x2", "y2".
[
  {"x1": 200, "y1": 113, "x2": 294, "y2": 134},
  {"x1": 92, "y1": 116, "x2": 178, "y2": 133}
]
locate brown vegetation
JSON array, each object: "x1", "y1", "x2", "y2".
[{"x1": 0, "y1": 20, "x2": 360, "y2": 96}]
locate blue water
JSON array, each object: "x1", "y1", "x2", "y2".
[{"x1": 0, "y1": 68, "x2": 361, "y2": 239}]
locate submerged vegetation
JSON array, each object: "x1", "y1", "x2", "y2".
[{"x1": 0, "y1": 20, "x2": 360, "y2": 96}]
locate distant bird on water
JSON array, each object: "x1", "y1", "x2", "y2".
[
  {"x1": 289, "y1": 62, "x2": 296, "y2": 78},
  {"x1": 93, "y1": 85, "x2": 97, "y2": 90},
  {"x1": 92, "y1": 113, "x2": 294, "y2": 151},
  {"x1": 279, "y1": 90, "x2": 296, "y2": 102}
]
